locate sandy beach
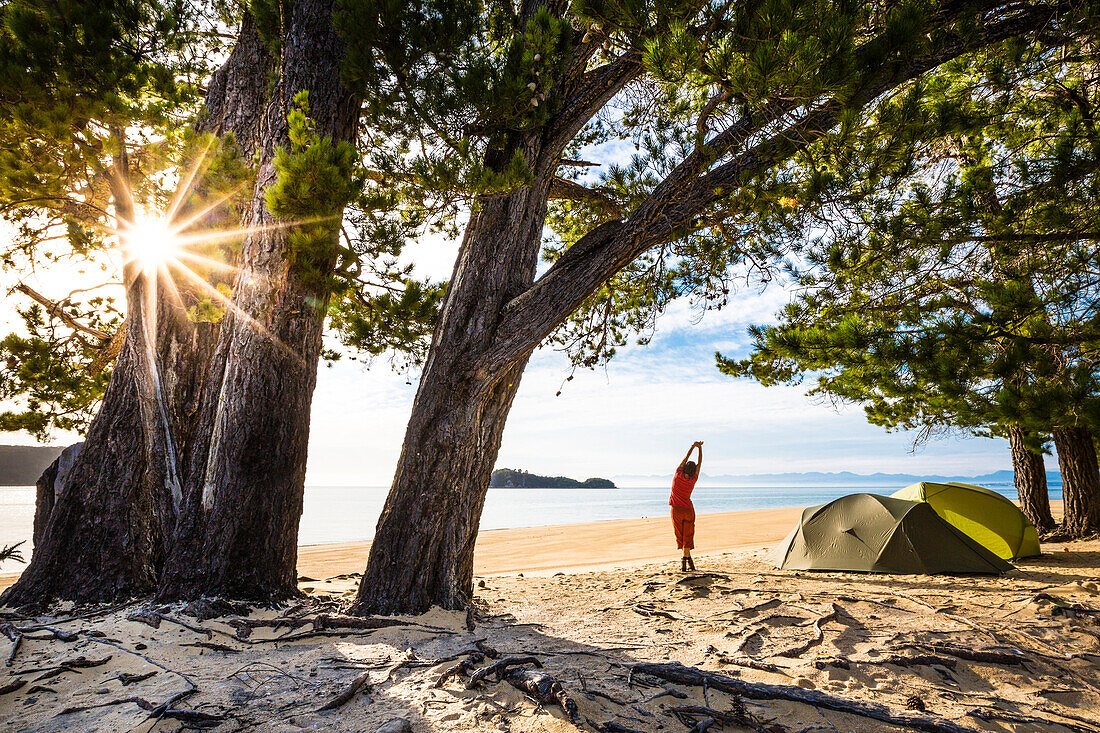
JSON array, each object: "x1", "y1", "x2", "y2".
[
  {"x1": 4, "y1": 500, "x2": 1099, "y2": 733},
  {"x1": 0, "y1": 505, "x2": 809, "y2": 593}
]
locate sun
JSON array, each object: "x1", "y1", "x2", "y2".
[{"x1": 124, "y1": 216, "x2": 181, "y2": 276}]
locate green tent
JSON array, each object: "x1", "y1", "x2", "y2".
[
  {"x1": 768, "y1": 493, "x2": 1012, "y2": 574},
  {"x1": 891, "y1": 482, "x2": 1041, "y2": 560}
]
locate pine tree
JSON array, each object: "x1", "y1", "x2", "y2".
[
  {"x1": 719, "y1": 41, "x2": 1100, "y2": 536},
  {"x1": 343, "y1": 0, "x2": 1097, "y2": 613},
  {"x1": 1, "y1": 2, "x2": 438, "y2": 605}
]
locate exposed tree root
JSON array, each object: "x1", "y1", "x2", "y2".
[
  {"x1": 503, "y1": 668, "x2": 579, "y2": 721},
  {"x1": 316, "y1": 669, "x2": 372, "y2": 711},
  {"x1": 0, "y1": 679, "x2": 25, "y2": 695},
  {"x1": 717, "y1": 655, "x2": 783, "y2": 673},
  {"x1": 118, "y1": 671, "x2": 158, "y2": 686},
  {"x1": 814, "y1": 654, "x2": 958, "y2": 672},
  {"x1": 633, "y1": 604, "x2": 679, "y2": 620},
  {"x1": 966, "y1": 707, "x2": 1100, "y2": 733},
  {"x1": 632, "y1": 662, "x2": 984, "y2": 733},
  {"x1": 466, "y1": 656, "x2": 543, "y2": 688},
  {"x1": 773, "y1": 604, "x2": 840, "y2": 658},
  {"x1": 435, "y1": 657, "x2": 481, "y2": 688},
  {"x1": 592, "y1": 720, "x2": 648, "y2": 733},
  {"x1": 899, "y1": 643, "x2": 1029, "y2": 666},
  {"x1": 670, "y1": 703, "x2": 778, "y2": 733}
]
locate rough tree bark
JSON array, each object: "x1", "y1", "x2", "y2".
[
  {"x1": 352, "y1": 177, "x2": 550, "y2": 614},
  {"x1": 1053, "y1": 426, "x2": 1100, "y2": 538},
  {"x1": 352, "y1": 0, "x2": 1068, "y2": 614},
  {"x1": 158, "y1": 0, "x2": 359, "y2": 601},
  {"x1": 1, "y1": 16, "x2": 272, "y2": 608},
  {"x1": 1007, "y1": 425, "x2": 1055, "y2": 531},
  {"x1": 2, "y1": 254, "x2": 202, "y2": 606}
]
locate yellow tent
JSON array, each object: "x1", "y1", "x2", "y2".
[{"x1": 891, "y1": 482, "x2": 1040, "y2": 560}]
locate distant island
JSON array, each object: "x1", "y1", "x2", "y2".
[
  {"x1": 490, "y1": 468, "x2": 615, "y2": 489},
  {"x1": 0, "y1": 445, "x2": 65, "y2": 486}
]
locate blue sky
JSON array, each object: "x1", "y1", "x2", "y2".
[
  {"x1": 302, "y1": 277, "x2": 1015, "y2": 487},
  {"x1": 0, "y1": 217, "x2": 1017, "y2": 485}
]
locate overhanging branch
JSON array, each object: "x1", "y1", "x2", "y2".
[{"x1": 474, "y1": 0, "x2": 1072, "y2": 379}]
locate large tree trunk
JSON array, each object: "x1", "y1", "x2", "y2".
[
  {"x1": 352, "y1": 172, "x2": 550, "y2": 615},
  {"x1": 158, "y1": 0, "x2": 358, "y2": 601},
  {"x1": 1, "y1": 16, "x2": 273, "y2": 609},
  {"x1": 1052, "y1": 426, "x2": 1100, "y2": 538},
  {"x1": 2, "y1": 269, "x2": 203, "y2": 606},
  {"x1": 1007, "y1": 425, "x2": 1055, "y2": 532}
]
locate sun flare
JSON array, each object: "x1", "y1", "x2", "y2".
[{"x1": 125, "y1": 216, "x2": 181, "y2": 275}]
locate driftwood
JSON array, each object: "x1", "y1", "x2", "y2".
[
  {"x1": 632, "y1": 662, "x2": 984, "y2": 733},
  {"x1": 504, "y1": 668, "x2": 579, "y2": 721}
]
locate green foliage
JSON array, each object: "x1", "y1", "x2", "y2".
[
  {"x1": 0, "y1": 0, "x2": 235, "y2": 440},
  {"x1": 720, "y1": 37, "x2": 1100, "y2": 443},
  {"x1": 249, "y1": 0, "x2": 293, "y2": 51},
  {"x1": 0, "y1": 303, "x2": 119, "y2": 440},
  {"x1": 328, "y1": 278, "x2": 444, "y2": 369},
  {"x1": 266, "y1": 91, "x2": 364, "y2": 293}
]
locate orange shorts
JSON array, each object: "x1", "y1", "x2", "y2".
[{"x1": 671, "y1": 505, "x2": 695, "y2": 550}]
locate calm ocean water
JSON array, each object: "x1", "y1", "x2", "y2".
[{"x1": 0, "y1": 483, "x2": 1062, "y2": 573}]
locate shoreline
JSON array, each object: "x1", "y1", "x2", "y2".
[{"x1": 0, "y1": 500, "x2": 1065, "y2": 591}]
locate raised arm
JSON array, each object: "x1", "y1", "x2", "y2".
[
  {"x1": 695, "y1": 442, "x2": 702, "y2": 474},
  {"x1": 679, "y1": 441, "x2": 703, "y2": 470}
]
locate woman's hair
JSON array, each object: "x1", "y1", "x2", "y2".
[{"x1": 682, "y1": 461, "x2": 697, "y2": 477}]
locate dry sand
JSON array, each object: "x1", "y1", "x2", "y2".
[
  {"x1": 2, "y1": 501, "x2": 1098, "y2": 732},
  {"x1": 0, "y1": 505, "x2": 808, "y2": 593}
]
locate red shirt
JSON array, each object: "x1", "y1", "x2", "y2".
[{"x1": 669, "y1": 466, "x2": 699, "y2": 508}]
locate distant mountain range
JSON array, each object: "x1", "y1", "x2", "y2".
[
  {"x1": 611, "y1": 469, "x2": 1056, "y2": 488},
  {"x1": 0, "y1": 445, "x2": 64, "y2": 486}
]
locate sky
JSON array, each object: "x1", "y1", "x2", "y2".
[
  {"x1": 0, "y1": 162, "x2": 1017, "y2": 489},
  {"x1": 0, "y1": 215, "x2": 1017, "y2": 486},
  {"x1": 301, "y1": 279, "x2": 1013, "y2": 487}
]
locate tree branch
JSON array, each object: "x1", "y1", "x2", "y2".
[
  {"x1": 541, "y1": 52, "x2": 645, "y2": 172},
  {"x1": 13, "y1": 283, "x2": 112, "y2": 341},
  {"x1": 548, "y1": 176, "x2": 622, "y2": 216},
  {"x1": 475, "y1": 0, "x2": 1071, "y2": 380}
]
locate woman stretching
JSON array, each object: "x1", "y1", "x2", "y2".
[{"x1": 670, "y1": 441, "x2": 702, "y2": 572}]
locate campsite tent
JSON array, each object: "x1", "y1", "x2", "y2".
[
  {"x1": 891, "y1": 482, "x2": 1041, "y2": 560},
  {"x1": 768, "y1": 493, "x2": 1012, "y2": 574}
]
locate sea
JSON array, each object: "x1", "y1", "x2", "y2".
[{"x1": 0, "y1": 482, "x2": 1062, "y2": 573}]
